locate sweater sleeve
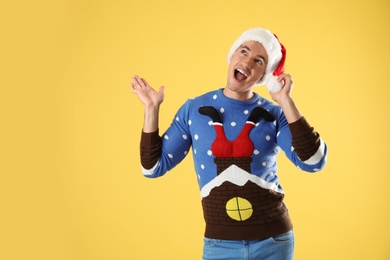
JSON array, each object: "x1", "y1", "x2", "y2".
[
  {"x1": 288, "y1": 117, "x2": 320, "y2": 161},
  {"x1": 140, "y1": 130, "x2": 162, "y2": 169},
  {"x1": 276, "y1": 109, "x2": 327, "y2": 172},
  {"x1": 139, "y1": 99, "x2": 193, "y2": 178}
]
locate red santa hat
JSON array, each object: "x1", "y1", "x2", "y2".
[{"x1": 227, "y1": 28, "x2": 286, "y2": 93}]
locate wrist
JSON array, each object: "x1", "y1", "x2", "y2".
[
  {"x1": 144, "y1": 103, "x2": 160, "y2": 112},
  {"x1": 143, "y1": 105, "x2": 160, "y2": 133},
  {"x1": 277, "y1": 96, "x2": 302, "y2": 123},
  {"x1": 277, "y1": 95, "x2": 293, "y2": 107}
]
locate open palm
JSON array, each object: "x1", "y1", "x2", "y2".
[{"x1": 131, "y1": 75, "x2": 165, "y2": 108}]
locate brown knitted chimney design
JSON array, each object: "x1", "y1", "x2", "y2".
[{"x1": 214, "y1": 157, "x2": 252, "y2": 174}]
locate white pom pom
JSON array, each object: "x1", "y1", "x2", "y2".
[{"x1": 266, "y1": 76, "x2": 283, "y2": 93}]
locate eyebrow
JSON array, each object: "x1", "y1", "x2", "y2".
[{"x1": 241, "y1": 45, "x2": 267, "y2": 64}]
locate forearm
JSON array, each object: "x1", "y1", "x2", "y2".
[
  {"x1": 140, "y1": 105, "x2": 162, "y2": 169},
  {"x1": 142, "y1": 105, "x2": 160, "y2": 133},
  {"x1": 277, "y1": 96, "x2": 301, "y2": 124},
  {"x1": 278, "y1": 97, "x2": 323, "y2": 162}
]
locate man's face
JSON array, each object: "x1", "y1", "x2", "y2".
[{"x1": 226, "y1": 41, "x2": 268, "y2": 95}]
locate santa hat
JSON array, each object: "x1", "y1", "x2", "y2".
[{"x1": 227, "y1": 28, "x2": 286, "y2": 92}]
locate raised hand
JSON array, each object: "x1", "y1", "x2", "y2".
[
  {"x1": 130, "y1": 75, "x2": 165, "y2": 132},
  {"x1": 269, "y1": 73, "x2": 302, "y2": 123},
  {"x1": 269, "y1": 73, "x2": 293, "y2": 104},
  {"x1": 131, "y1": 75, "x2": 165, "y2": 109}
]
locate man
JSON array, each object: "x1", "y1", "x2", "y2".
[{"x1": 131, "y1": 28, "x2": 327, "y2": 260}]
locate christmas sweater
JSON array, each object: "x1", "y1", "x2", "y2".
[{"x1": 140, "y1": 88, "x2": 327, "y2": 240}]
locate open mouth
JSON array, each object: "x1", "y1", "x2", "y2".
[{"x1": 234, "y1": 68, "x2": 248, "y2": 81}]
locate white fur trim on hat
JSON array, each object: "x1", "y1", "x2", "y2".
[{"x1": 227, "y1": 28, "x2": 283, "y2": 91}]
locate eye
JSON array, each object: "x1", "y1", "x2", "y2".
[
  {"x1": 255, "y1": 59, "x2": 263, "y2": 65},
  {"x1": 240, "y1": 49, "x2": 247, "y2": 55}
]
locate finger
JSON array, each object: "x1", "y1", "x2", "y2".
[
  {"x1": 131, "y1": 76, "x2": 139, "y2": 86},
  {"x1": 284, "y1": 75, "x2": 293, "y2": 87},
  {"x1": 130, "y1": 82, "x2": 137, "y2": 92},
  {"x1": 133, "y1": 75, "x2": 146, "y2": 88},
  {"x1": 278, "y1": 73, "x2": 288, "y2": 81},
  {"x1": 140, "y1": 77, "x2": 150, "y2": 87},
  {"x1": 282, "y1": 76, "x2": 294, "y2": 91},
  {"x1": 279, "y1": 74, "x2": 292, "y2": 87}
]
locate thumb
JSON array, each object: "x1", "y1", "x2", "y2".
[{"x1": 158, "y1": 85, "x2": 165, "y2": 93}]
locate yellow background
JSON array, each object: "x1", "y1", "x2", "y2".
[{"x1": 1, "y1": 0, "x2": 389, "y2": 259}]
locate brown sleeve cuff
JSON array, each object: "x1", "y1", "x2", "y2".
[
  {"x1": 141, "y1": 130, "x2": 161, "y2": 146},
  {"x1": 288, "y1": 117, "x2": 321, "y2": 161},
  {"x1": 140, "y1": 129, "x2": 162, "y2": 169},
  {"x1": 288, "y1": 117, "x2": 313, "y2": 137}
]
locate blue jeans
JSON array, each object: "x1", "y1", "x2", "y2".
[{"x1": 202, "y1": 230, "x2": 294, "y2": 260}]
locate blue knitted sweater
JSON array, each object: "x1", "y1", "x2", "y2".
[{"x1": 141, "y1": 88, "x2": 327, "y2": 240}]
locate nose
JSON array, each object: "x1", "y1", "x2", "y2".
[
  {"x1": 241, "y1": 61, "x2": 252, "y2": 73},
  {"x1": 241, "y1": 55, "x2": 254, "y2": 69}
]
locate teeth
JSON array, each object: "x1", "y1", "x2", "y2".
[{"x1": 237, "y1": 68, "x2": 247, "y2": 76}]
